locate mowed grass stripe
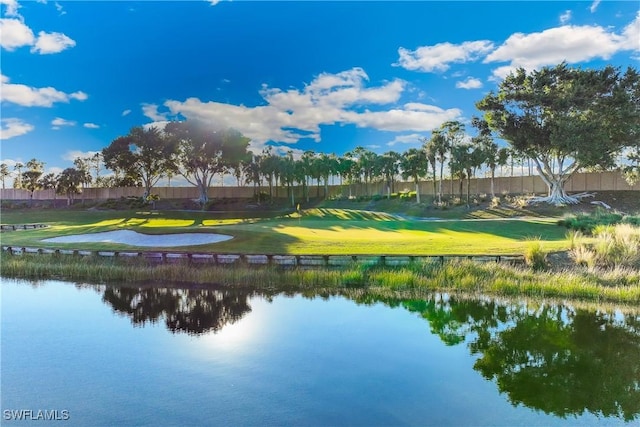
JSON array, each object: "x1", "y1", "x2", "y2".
[{"x1": 0, "y1": 209, "x2": 568, "y2": 255}]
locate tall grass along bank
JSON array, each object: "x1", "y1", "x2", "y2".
[{"x1": 2, "y1": 254, "x2": 639, "y2": 304}]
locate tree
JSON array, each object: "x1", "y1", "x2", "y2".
[
  {"x1": 376, "y1": 151, "x2": 401, "y2": 199},
  {"x1": 39, "y1": 173, "x2": 58, "y2": 201},
  {"x1": 622, "y1": 144, "x2": 640, "y2": 186},
  {"x1": 401, "y1": 148, "x2": 427, "y2": 203},
  {"x1": 0, "y1": 163, "x2": 10, "y2": 189},
  {"x1": 103, "y1": 126, "x2": 177, "y2": 199},
  {"x1": 477, "y1": 63, "x2": 640, "y2": 205},
  {"x1": 259, "y1": 147, "x2": 280, "y2": 200},
  {"x1": 429, "y1": 130, "x2": 449, "y2": 203},
  {"x1": 22, "y1": 158, "x2": 45, "y2": 204},
  {"x1": 164, "y1": 120, "x2": 250, "y2": 208},
  {"x1": 56, "y1": 167, "x2": 84, "y2": 206},
  {"x1": 451, "y1": 143, "x2": 485, "y2": 205},
  {"x1": 279, "y1": 151, "x2": 297, "y2": 207},
  {"x1": 339, "y1": 154, "x2": 358, "y2": 198},
  {"x1": 423, "y1": 139, "x2": 438, "y2": 200},
  {"x1": 472, "y1": 118, "x2": 509, "y2": 198},
  {"x1": 440, "y1": 121, "x2": 466, "y2": 197},
  {"x1": 13, "y1": 162, "x2": 24, "y2": 189},
  {"x1": 350, "y1": 146, "x2": 378, "y2": 196}
]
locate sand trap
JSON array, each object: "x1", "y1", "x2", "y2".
[{"x1": 42, "y1": 230, "x2": 233, "y2": 247}]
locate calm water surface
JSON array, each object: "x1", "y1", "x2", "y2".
[{"x1": 1, "y1": 278, "x2": 639, "y2": 426}]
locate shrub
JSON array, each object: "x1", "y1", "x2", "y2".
[
  {"x1": 571, "y1": 223, "x2": 640, "y2": 269},
  {"x1": 450, "y1": 197, "x2": 463, "y2": 206},
  {"x1": 524, "y1": 239, "x2": 547, "y2": 271}
]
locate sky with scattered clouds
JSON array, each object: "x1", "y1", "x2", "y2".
[{"x1": 0, "y1": 0, "x2": 638, "y2": 183}]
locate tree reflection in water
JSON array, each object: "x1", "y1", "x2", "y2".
[
  {"x1": 102, "y1": 286, "x2": 267, "y2": 335},
  {"x1": 100, "y1": 285, "x2": 640, "y2": 421},
  {"x1": 394, "y1": 294, "x2": 640, "y2": 422}
]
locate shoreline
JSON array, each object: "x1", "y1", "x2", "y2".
[{"x1": 2, "y1": 253, "x2": 639, "y2": 305}]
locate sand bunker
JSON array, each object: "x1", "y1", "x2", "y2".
[{"x1": 42, "y1": 230, "x2": 233, "y2": 247}]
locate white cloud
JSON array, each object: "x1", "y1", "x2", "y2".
[
  {"x1": 1, "y1": 74, "x2": 88, "y2": 107},
  {"x1": 0, "y1": 3, "x2": 74, "y2": 54},
  {"x1": 0, "y1": 0, "x2": 20, "y2": 17},
  {"x1": 560, "y1": 10, "x2": 572, "y2": 25},
  {"x1": 83, "y1": 123, "x2": 100, "y2": 129},
  {"x1": 162, "y1": 68, "x2": 462, "y2": 146},
  {"x1": 387, "y1": 133, "x2": 424, "y2": 146},
  {"x1": 455, "y1": 77, "x2": 483, "y2": 89},
  {"x1": 62, "y1": 150, "x2": 100, "y2": 161},
  {"x1": 54, "y1": 1, "x2": 65, "y2": 15},
  {"x1": 0, "y1": 158, "x2": 18, "y2": 168},
  {"x1": 0, "y1": 118, "x2": 34, "y2": 139},
  {"x1": 46, "y1": 166, "x2": 63, "y2": 176},
  {"x1": 394, "y1": 40, "x2": 494, "y2": 73},
  {"x1": 51, "y1": 117, "x2": 76, "y2": 129},
  {"x1": 621, "y1": 12, "x2": 640, "y2": 50},
  {"x1": 142, "y1": 103, "x2": 169, "y2": 121},
  {"x1": 0, "y1": 18, "x2": 34, "y2": 50},
  {"x1": 589, "y1": 0, "x2": 601, "y2": 13},
  {"x1": 485, "y1": 14, "x2": 640, "y2": 79},
  {"x1": 31, "y1": 31, "x2": 75, "y2": 54},
  {"x1": 208, "y1": 0, "x2": 221, "y2": 5},
  {"x1": 122, "y1": 109, "x2": 131, "y2": 116}
]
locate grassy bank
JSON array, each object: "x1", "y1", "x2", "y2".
[{"x1": 2, "y1": 254, "x2": 639, "y2": 304}]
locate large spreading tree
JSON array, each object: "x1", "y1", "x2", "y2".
[
  {"x1": 477, "y1": 63, "x2": 640, "y2": 205},
  {"x1": 103, "y1": 126, "x2": 177, "y2": 199},
  {"x1": 164, "y1": 120, "x2": 250, "y2": 207}
]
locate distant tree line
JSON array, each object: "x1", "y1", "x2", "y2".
[{"x1": 2, "y1": 63, "x2": 638, "y2": 207}]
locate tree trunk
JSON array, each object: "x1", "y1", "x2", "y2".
[
  {"x1": 438, "y1": 162, "x2": 444, "y2": 204},
  {"x1": 466, "y1": 172, "x2": 471, "y2": 206},
  {"x1": 530, "y1": 159, "x2": 581, "y2": 205},
  {"x1": 415, "y1": 181, "x2": 421, "y2": 204},
  {"x1": 490, "y1": 168, "x2": 496, "y2": 199},
  {"x1": 197, "y1": 184, "x2": 209, "y2": 209}
]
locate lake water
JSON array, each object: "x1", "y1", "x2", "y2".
[{"x1": 2, "y1": 278, "x2": 638, "y2": 426}]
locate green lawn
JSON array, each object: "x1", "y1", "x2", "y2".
[{"x1": 0, "y1": 208, "x2": 569, "y2": 255}]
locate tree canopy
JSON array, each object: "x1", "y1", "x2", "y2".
[
  {"x1": 164, "y1": 120, "x2": 250, "y2": 207},
  {"x1": 102, "y1": 126, "x2": 177, "y2": 198},
  {"x1": 476, "y1": 63, "x2": 640, "y2": 205}
]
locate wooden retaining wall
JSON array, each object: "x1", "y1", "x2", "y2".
[{"x1": 1, "y1": 245, "x2": 524, "y2": 267}]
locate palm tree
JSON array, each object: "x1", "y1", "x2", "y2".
[
  {"x1": 0, "y1": 163, "x2": 10, "y2": 189},
  {"x1": 377, "y1": 151, "x2": 401, "y2": 199},
  {"x1": 401, "y1": 148, "x2": 427, "y2": 203},
  {"x1": 429, "y1": 130, "x2": 449, "y2": 204},
  {"x1": 440, "y1": 121, "x2": 466, "y2": 197},
  {"x1": 423, "y1": 139, "x2": 438, "y2": 199},
  {"x1": 13, "y1": 162, "x2": 24, "y2": 189},
  {"x1": 340, "y1": 153, "x2": 358, "y2": 198}
]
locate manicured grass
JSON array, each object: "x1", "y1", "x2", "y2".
[{"x1": 0, "y1": 208, "x2": 568, "y2": 255}]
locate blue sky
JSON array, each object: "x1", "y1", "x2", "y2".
[{"x1": 1, "y1": 0, "x2": 638, "y2": 183}]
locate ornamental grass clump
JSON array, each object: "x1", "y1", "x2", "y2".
[
  {"x1": 571, "y1": 223, "x2": 640, "y2": 269},
  {"x1": 524, "y1": 238, "x2": 548, "y2": 271}
]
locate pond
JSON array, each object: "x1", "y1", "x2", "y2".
[{"x1": 1, "y1": 278, "x2": 639, "y2": 426}]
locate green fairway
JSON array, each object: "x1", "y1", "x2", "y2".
[{"x1": 0, "y1": 208, "x2": 568, "y2": 255}]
